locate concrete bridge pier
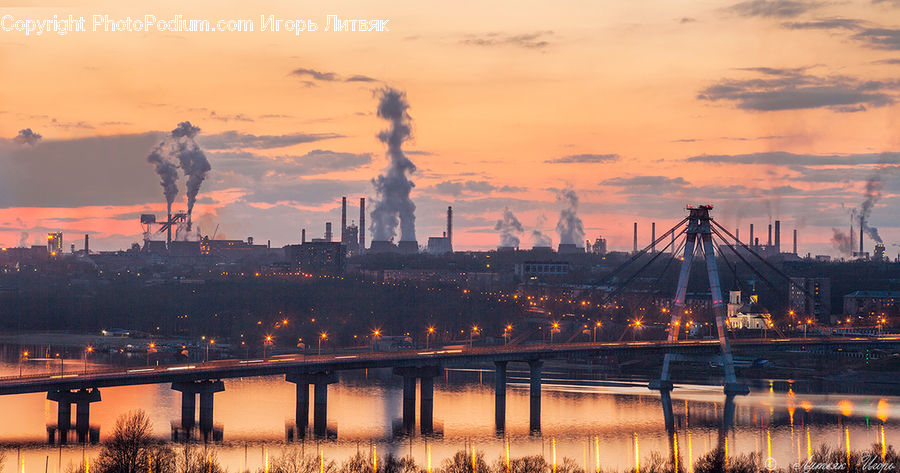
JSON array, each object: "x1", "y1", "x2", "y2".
[
  {"x1": 47, "y1": 388, "x2": 100, "y2": 444},
  {"x1": 285, "y1": 372, "x2": 310, "y2": 437},
  {"x1": 528, "y1": 360, "x2": 543, "y2": 433},
  {"x1": 419, "y1": 373, "x2": 435, "y2": 435},
  {"x1": 494, "y1": 361, "x2": 507, "y2": 434},
  {"x1": 402, "y1": 375, "x2": 416, "y2": 433},
  {"x1": 393, "y1": 366, "x2": 442, "y2": 436},
  {"x1": 171, "y1": 380, "x2": 224, "y2": 437}
]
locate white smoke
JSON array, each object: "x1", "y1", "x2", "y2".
[
  {"x1": 495, "y1": 207, "x2": 524, "y2": 248},
  {"x1": 370, "y1": 88, "x2": 417, "y2": 242},
  {"x1": 555, "y1": 188, "x2": 585, "y2": 245}
]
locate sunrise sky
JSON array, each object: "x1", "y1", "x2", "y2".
[{"x1": 1, "y1": 0, "x2": 900, "y2": 255}]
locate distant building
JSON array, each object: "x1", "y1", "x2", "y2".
[
  {"x1": 789, "y1": 277, "x2": 832, "y2": 324},
  {"x1": 725, "y1": 290, "x2": 772, "y2": 330},
  {"x1": 284, "y1": 241, "x2": 345, "y2": 275},
  {"x1": 843, "y1": 290, "x2": 900, "y2": 318},
  {"x1": 426, "y1": 236, "x2": 452, "y2": 255},
  {"x1": 874, "y1": 243, "x2": 886, "y2": 262},
  {"x1": 47, "y1": 232, "x2": 63, "y2": 257},
  {"x1": 199, "y1": 237, "x2": 269, "y2": 262},
  {"x1": 515, "y1": 261, "x2": 570, "y2": 280},
  {"x1": 588, "y1": 238, "x2": 607, "y2": 255}
]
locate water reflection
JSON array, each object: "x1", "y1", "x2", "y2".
[{"x1": 0, "y1": 362, "x2": 898, "y2": 472}]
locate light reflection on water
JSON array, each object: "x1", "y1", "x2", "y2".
[{"x1": 0, "y1": 361, "x2": 896, "y2": 472}]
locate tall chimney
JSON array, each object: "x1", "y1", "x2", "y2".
[
  {"x1": 167, "y1": 204, "x2": 172, "y2": 247},
  {"x1": 774, "y1": 220, "x2": 781, "y2": 253},
  {"x1": 651, "y1": 222, "x2": 656, "y2": 253},
  {"x1": 767, "y1": 224, "x2": 772, "y2": 247},
  {"x1": 359, "y1": 198, "x2": 366, "y2": 252},
  {"x1": 793, "y1": 229, "x2": 798, "y2": 254},
  {"x1": 735, "y1": 228, "x2": 740, "y2": 245},
  {"x1": 633, "y1": 222, "x2": 638, "y2": 253},
  {"x1": 325, "y1": 222, "x2": 332, "y2": 242},
  {"x1": 447, "y1": 206, "x2": 453, "y2": 248},
  {"x1": 84, "y1": 234, "x2": 89, "y2": 254},
  {"x1": 301, "y1": 228, "x2": 306, "y2": 244},
  {"x1": 860, "y1": 216, "x2": 864, "y2": 254},
  {"x1": 749, "y1": 224, "x2": 754, "y2": 248},
  {"x1": 341, "y1": 197, "x2": 347, "y2": 244}
]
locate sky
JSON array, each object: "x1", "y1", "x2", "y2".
[{"x1": 1, "y1": 0, "x2": 900, "y2": 256}]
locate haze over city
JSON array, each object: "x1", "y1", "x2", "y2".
[{"x1": 2, "y1": 1, "x2": 900, "y2": 256}]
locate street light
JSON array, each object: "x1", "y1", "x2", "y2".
[
  {"x1": 19, "y1": 350, "x2": 28, "y2": 377},
  {"x1": 372, "y1": 329, "x2": 381, "y2": 352},
  {"x1": 318, "y1": 332, "x2": 327, "y2": 355},
  {"x1": 593, "y1": 321, "x2": 602, "y2": 343},
  {"x1": 550, "y1": 322, "x2": 560, "y2": 344},
  {"x1": 83, "y1": 346, "x2": 93, "y2": 374},
  {"x1": 147, "y1": 343, "x2": 156, "y2": 366},
  {"x1": 264, "y1": 335, "x2": 273, "y2": 360},
  {"x1": 426, "y1": 326, "x2": 435, "y2": 349},
  {"x1": 469, "y1": 325, "x2": 479, "y2": 348},
  {"x1": 503, "y1": 324, "x2": 513, "y2": 345},
  {"x1": 206, "y1": 339, "x2": 215, "y2": 362}
]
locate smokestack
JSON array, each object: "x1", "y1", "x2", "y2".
[
  {"x1": 325, "y1": 222, "x2": 333, "y2": 242},
  {"x1": 341, "y1": 197, "x2": 347, "y2": 243},
  {"x1": 633, "y1": 222, "x2": 638, "y2": 253},
  {"x1": 167, "y1": 207, "x2": 172, "y2": 247},
  {"x1": 755, "y1": 237, "x2": 759, "y2": 246},
  {"x1": 84, "y1": 234, "x2": 89, "y2": 254},
  {"x1": 774, "y1": 220, "x2": 781, "y2": 253},
  {"x1": 735, "y1": 228, "x2": 740, "y2": 245},
  {"x1": 359, "y1": 198, "x2": 366, "y2": 252},
  {"x1": 768, "y1": 224, "x2": 772, "y2": 247},
  {"x1": 651, "y1": 222, "x2": 656, "y2": 253},
  {"x1": 860, "y1": 216, "x2": 864, "y2": 254},
  {"x1": 447, "y1": 206, "x2": 453, "y2": 249},
  {"x1": 302, "y1": 228, "x2": 306, "y2": 244},
  {"x1": 750, "y1": 224, "x2": 754, "y2": 248},
  {"x1": 793, "y1": 229, "x2": 798, "y2": 254}
]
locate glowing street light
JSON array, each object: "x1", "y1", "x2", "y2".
[
  {"x1": 206, "y1": 339, "x2": 215, "y2": 362},
  {"x1": 593, "y1": 321, "x2": 602, "y2": 343},
  {"x1": 318, "y1": 332, "x2": 328, "y2": 355},
  {"x1": 372, "y1": 329, "x2": 381, "y2": 352},
  {"x1": 469, "y1": 325, "x2": 479, "y2": 348},
  {"x1": 83, "y1": 346, "x2": 93, "y2": 374},
  {"x1": 426, "y1": 326, "x2": 435, "y2": 349},
  {"x1": 147, "y1": 342, "x2": 156, "y2": 366},
  {"x1": 19, "y1": 350, "x2": 28, "y2": 377},
  {"x1": 264, "y1": 334, "x2": 273, "y2": 360},
  {"x1": 503, "y1": 324, "x2": 513, "y2": 345}
]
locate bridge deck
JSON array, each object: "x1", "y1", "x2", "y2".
[{"x1": 0, "y1": 336, "x2": 897, "y2": 396}]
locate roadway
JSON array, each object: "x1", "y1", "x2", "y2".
[{"x1": 1, "y1": 335, "x2": 898, "y2": 396}]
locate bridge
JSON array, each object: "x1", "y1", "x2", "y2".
[{"x1": 2, "y1": 335, "x2": 898, "y2": 442}]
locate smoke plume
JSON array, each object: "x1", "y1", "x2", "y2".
[
  {"x1": 494, "y1": 207, "x2": 524, "y2": 248},
  {"x1": 831, "y1": 228, "x2": 853, "y2": 255},
  {"x1": 146, "y1": 121, "x2": 211, "y2": 230},
  {"x1": 531, "y1": 214, "x2": 552, "y2": 247},
  {"x1": 170, "y1": 122, "x2": 211, "y2": 229},
  {"x1": 18, "y1": 231, "x2": 28, "y2": 247},
  {"x1": 370, "y1": 87, "x2": 417, "y2": 242},
  {"x1": 13, "y1": 128, "x2": 42, "y2": 145},
  {"x1": 555, "y1": 188, "x2": 585, "y2": 245},
  {"x1": 859, "y1": 172, "x2": 884, "y2": 244}
]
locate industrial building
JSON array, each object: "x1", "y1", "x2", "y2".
[{"x1": 284, "y1": 241, "x2": 345, "y2": 275}]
